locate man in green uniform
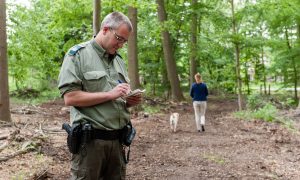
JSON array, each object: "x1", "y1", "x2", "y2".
[{"x1": 58, "y1": 12, "x2": 142, "y2": 180}]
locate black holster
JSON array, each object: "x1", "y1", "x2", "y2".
[
  {"x1": 120, "y1": 122, "x2": 136, "y2": 147},
  {"x1": 120, "y1": 122, "x2": 136, "y2": 164},
  {"x1": 62, "y1": 123, "x2": 82, "y2": 154}
]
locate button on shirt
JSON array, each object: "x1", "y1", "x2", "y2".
[{"x1": 58, "y1": 39, "x2": 130, "y2": 130}]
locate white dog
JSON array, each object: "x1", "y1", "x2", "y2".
[{"x1": 170, "y1": 112, "x2": 179, "y2": 132}]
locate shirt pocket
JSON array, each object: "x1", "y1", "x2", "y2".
[
  {"x1": 116, "y1": 70, "x2": 130, "y2": 84},
  {"x1": 83, "y1": 71, "x2": 111, "y2": 92}
]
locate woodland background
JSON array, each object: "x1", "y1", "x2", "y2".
[
  {"x1": 0, "y1": 0, "x2": 300, "y2": 179},
  {"x1": 0, "y1": 0, "x2": 299, "y2": 135}
]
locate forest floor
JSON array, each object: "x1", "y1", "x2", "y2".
[{"x1": 1, "y1": 95, "x2": 300, "y2": 180}]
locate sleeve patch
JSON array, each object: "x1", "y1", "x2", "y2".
[{"x1": 68, "y1": 44, "x2": 85, "y2": 56}]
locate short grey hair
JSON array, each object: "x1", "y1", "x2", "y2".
[{"x1": 100, "y1": 12, "x2": 133, "y2": 32}]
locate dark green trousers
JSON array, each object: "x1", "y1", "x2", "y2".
[{"x1": 70, "y1": 139, "x2": 126, "y2": 180}]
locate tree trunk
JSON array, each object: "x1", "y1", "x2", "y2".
[
  {"x1": 190, "y1": 0, "x2": 198, "y2": 86},
  {"x1": 285, "y1": 26, "x2": 299, "y2": 105},
  {"x1": 127, "y1": 6, "x2": 140, "y2": 90},
  {"x1": 259, "y1": 25, "x2": 267, "y2": 95},
  {"x1": 0, "y1": 0, "x2": 11, "y2": 122},
  {"x1": 261, "y1": 47, "x2": 267, "y2": 95},
  {"x1": 162, "y1": 57, "x2": 170, "y2": 99},
  {"x1": 230, "y1": 0, "x2": 242, "y2": 110},
  {"x1": 244, "y1": 62, "x2": 250, "y2": 95},
  {"x1": 291, "y1": 57, "x2": 298, "y2": 104},
  {"x1": 295, "y1": 21, "x2": 300, "y2": 107},
  {"x1": 156, "y1": 0, "x2": 184, "y2": 101},
  {"x1": 93, "y1": 0, "x2": 101, "y2": 36}
]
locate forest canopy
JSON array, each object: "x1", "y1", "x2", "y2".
[{"x1": 6, "y1": 0, "x2": 300, "y2": 104}]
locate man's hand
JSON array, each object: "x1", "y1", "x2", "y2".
[{"x1": 110, "y1": 83, "x2": 131, "y2": 99}]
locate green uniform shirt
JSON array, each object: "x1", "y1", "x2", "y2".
[{"x1": 58, "y1": 39, "x2": 130, "y2": 130}]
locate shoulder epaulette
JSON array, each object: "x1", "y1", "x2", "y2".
[{"x1": 68, "y1": 44, "x2": 86, "y2": 56}]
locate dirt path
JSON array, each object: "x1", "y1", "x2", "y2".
[
  {"x1": 1, "y1": 96, "x2": 300, "y2": 179},
  {"x1": 127, "y1": 97, "x2": 300, "y2": 180}
]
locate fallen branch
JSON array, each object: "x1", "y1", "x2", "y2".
[
  {"x1": 39, "y1": 123, "x2": 46, "y2": 137},
  {"x1": 10, "y1": 106, "x2": 48, "y2": 115},
  {"x1": 0, "y1": 148, "x2": 32, "y2": 162},
  {"x1": 23, "y1": 122, "x2": 30, "y2": 130},
  {"x1": 8, "y1": 129, "x2": 20, "y2": 140},
  {"x1": 0, "y1": 134, "x2": 9, "y2": 140},
  {"x1": 0, "y1": 141, "x2": 36, "y2": 162},
  {"x1": 0, "y1": 141, "x2": 9, "y2": 152},
  {"x1": 42, "y1": 128, "x2": 65, "y2": 134},
  {"x1": 0, "y1": 129, "x2": 20, "y2": 153},
  {"x1": 0, "y1": 120, "x2": 13, "y2": 127}
]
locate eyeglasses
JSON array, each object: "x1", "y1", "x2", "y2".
[{"x1": 109, "y1": 28, "x2": 128, "y2": 44}]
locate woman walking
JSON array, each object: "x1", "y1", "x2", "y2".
[{"x1": 190, "y1": 73, "x2": 208, "y2": 132}]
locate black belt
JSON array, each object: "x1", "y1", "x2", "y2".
[{"x1": 93, "y1": 129, "x2": 121, "y2": 140}]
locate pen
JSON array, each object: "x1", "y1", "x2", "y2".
[{"x1": 117, "y1": 80, "x2": 127, "y2": 102}]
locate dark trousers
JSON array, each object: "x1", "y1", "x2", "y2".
[{"x1": 71, "y1": 139, "x2": 126, "y2": 180}]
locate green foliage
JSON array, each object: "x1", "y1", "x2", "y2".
[
  {"x1": 234, "y1": 103, "x2": 295, "y2": 130},
  {"x1": 11, "y1": 173, "x2": 25, "y2": 180},
  {"x1": 246, "y1": 93, "x2": 298, "y2": 110},
  {"x1": 7, "y1": 0, "x2": 94, "y2": 91},
  {"x1": 5, "y1": 0, "x2": 300, "y2": 102},
  {"x1": 253, "y1": 103, "x2": 277, "y2": 122},
  {"x1": 235, "y1": 103, "x2": 277, "y2": 122},
  {"x1": 142, "y1": 104, "x2": 161, "y2": 114},
  {"x1": 8, "y1": 2, "x2": 60, "y2": 89},
  {"x1": 246, "y1": 94, "x2": 268, "y2": 110},
  {"x1": 234, "y1": 110, "x2": 253, "y2": 121},
  {"x1": 10, "y1": 88, "x2": 60, "y2": 105},
  {"x1": 284, "y1": 97, "x2": 297, "y2": 107},
  {"x1": 277, "y1": 118, "x2": 295, "y2": 131},
  {"x1": 219, "y1": 80, "x2": 235, "y2": 93}
]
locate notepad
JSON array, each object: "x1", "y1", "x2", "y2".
[{"x1": 124, "y1": 89, "x2": 145, "y2": 98}]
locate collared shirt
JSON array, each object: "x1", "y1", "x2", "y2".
[{"x1": 58, "y1": 39, "x2": 130, "y2": 130}]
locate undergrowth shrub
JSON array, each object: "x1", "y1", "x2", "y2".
[
  {"x1": 142, "y1": 104, "x2": 161, "y2": 114},
  {"x1": 234, "y1": 103, "x2": 295, "y2": 130},
  {"x1": 246, "y1": 93, "x2": 297, "y2": 110},
  {"x1": 234, "y1": 103, "x2": 277, "y2": 122},
  {"x1": 252, "y1": 103, "x2": 277, "y2": 122},
  {"x1": 10, "y1": 88, "x2": 60, "y2": 105},
  {"x1": 246, "y1": 94, "x2": 268, "y2": 110}
]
